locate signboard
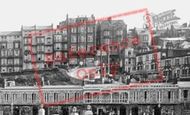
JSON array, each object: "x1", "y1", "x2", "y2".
[{"x1": 145, "y1": 9, "x2": 180, "y2": 30}]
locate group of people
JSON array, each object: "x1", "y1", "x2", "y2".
[
  {"x1": 70, "y1": 105, "x2": 93, "y2": 115},
  {"x1": 38, "y1": 104, "x2": 93, "y2": 115}
]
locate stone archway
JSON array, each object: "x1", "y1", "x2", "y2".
[
  {"x1": 33, "y1": 105, "x2": 38, "y2": 115},
  {"x1": 13, "y1": 106, "x2": 20, "y2": 115},
  {"x1": 61, "y1": 106, "x2": 69, "y2": 115},
  {"x1": 120, "y1": 106, "x2": 126, "y2": 115},
  {"x1": 154, "y1": 105, "x2": 161, "y2": 115},
  {"x1": 131, "y1": 107, "x2": 138, "y2": 115},
  {"x1": 3, "y1": 106, "x2": 11, "y2": 115},
  {"x1": 20, "y1": 106, "x2": 32, "y2": 115}
]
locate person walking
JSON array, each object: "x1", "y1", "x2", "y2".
[{"x1": 38, "y1": 104, "x2": 45, "y2": 115}]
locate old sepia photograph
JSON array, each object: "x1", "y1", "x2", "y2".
[{"x1": 0, "y1": 0, "x2": 190, "y2": 115}]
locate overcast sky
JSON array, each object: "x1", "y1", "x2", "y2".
[{"x1": 0, "y1": 0, "x2": 188, "y2": 31}]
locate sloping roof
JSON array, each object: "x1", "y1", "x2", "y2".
[
  {"x1": 0, "y1": 31, "x2": 21, "y2": 36},
  {"x1": 22, "y1": 25, "x2": 53, "y2": 30},
  {"x1": 100, "y1": 20, "x2": 126, "y2": 30}
]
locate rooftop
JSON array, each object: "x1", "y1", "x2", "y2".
[{"x1": 0, "y1": 31, "x2": 21, "y2": 36}]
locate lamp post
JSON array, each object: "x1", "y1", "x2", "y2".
[{"x1": 11, "y1": 102, "x2": 13, "y2": 115}]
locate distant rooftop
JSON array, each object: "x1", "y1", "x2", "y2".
[
  {"x1": 0, "y1": 31, "x2": 21, "y2": 36},
  {"x1": 22, "y1": 25, "x2": 53, "y2": 30}
]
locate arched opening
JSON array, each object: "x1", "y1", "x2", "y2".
[
  {"x1": 98, "y1": 108, "x2": 104, "y2": 115},
  {"x1": 154, "y1": 105, "x2": 161, "y2": 115},
  {"x1": 61, "y1": 106, "x2": 69, "y2": 115},
  {"x1": 120, "y1": 106, "x2": 126, "y2": 115},
  {"x1": 85, "y1": 92, "x2": 92, "y2": 103},
  {"x1": 33, "y1": 106, "x2": 38, "y2": 115},
  {"x1": 112, "y1": 92, "x2": 119, "y2": 103},
  {"x1": 13, "y1": 107, "x2": 19, "y2": 115},
  {"x1": 132, "y1": 107, "x2": 138, "y2": 115}
]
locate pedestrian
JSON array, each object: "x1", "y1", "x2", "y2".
[
  {"x1": 38, "y1": 104, "x2": 45, "y2": 115},
  {"x1": 70, "y1": 107, "x2": 79, "y2": 115},
  {"x1": 84, "y1": 105, "x2": 93, "y2": 115}
]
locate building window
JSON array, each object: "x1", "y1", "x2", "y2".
[
  {"x1": 184, "y1": 57, "x2": 189, "y2": 64},
  {"x1": 144, "y1": 91, "x2": 147, "y2": 101},
  {"x1": 14, "y1": 59, "x2": 19, "y2": 65},
  {"x1": 54, "y1": 43, "x2": 62, "y2": 50},
  {"x1": 78, "y1": 44, "x2": 86, "y2": 51},
  {"x1": 14, "y1": 42, "x2": 20, "y2": 48},
  {"x1": 54, "y1": 35, "x2": 62, "y2": 42},
  {"x1": 79, "y1": 27, "x2": 86, "y2": 33},
  {"x1": 71, "y1": 28, "x2": 77, "y2": 33},
  {"x1": 168, "y1": 91, "x2": 171, "y2": 100},
  {"x1": 184, "y1": 90, "x2": 188, "y2": 99},
  {"x1": 69, "y1": 58, "x2": 78, "y2": 65},
  {"x1": 151, "y1": 63, "x2": 156, "y2": 70},
  {"x1": 138, "y1": 56, "x2": 143, "y2": 62},
  {"x1": 145, "y1": 65, "x2": 149, "y2": 70},
  {"x1": 23, "y1": 93, "x2": 27, "y2": 102},
  {"x1": 87, "y1": 35, "x2": 93, "y2": 42},
  {"x1": 63, "y1": 44, "x2": 68, "y2": 50},
  {"x1": 146, "y1": 55, "x2": 149, "y2": 61},
  {"x1": 7, "y1": 59, "x2": 13, "y2": 65},
  {"x1": 0, "y1": 43, "x2": 6, "y2": 48},
  {"x1": 128, "y1": 51, "x2": 131, "y2": 56},
  {"x1": 175, "y1": 59, "x2": 180, "y2": 65},
  {"x1": 46, "y1": 37, "x2": 52, "y2": 44},
  {"x1": 32, "y1": 93, "x2": 37, "y2": 103},
  {"x1": 36, "y1": 37, "x2": 44, "y2": 44},
  {"x1": 104, "y1": 31, "x2": 110, "y2": 36},
  {"x1": 116, "y1": 30, "x2": 123, "y2": 36},
  {"x1": 13, "y1": 94, "x2": 17, "y2": 101},
  {"x1": 63, "y1": 52, "x2": 68, "y2": 59},
  {"x1": 5, "y1": 94, "x2": 9, "y2": 102},
  {"x1": 14, "y1": 50, "x2": 20, "y2": 56},
  {"x1": 55, "y1": 52, "x2": 62, "y2": 59},
  {"x1": 71, "y1": 44, "x2": 77, "y2": 52},
  {"x1": 44, "y1": 93, "x2": 49, "y2": 102},
  {"x1": 85, "y1": 93, "x2": 91, "y2": 102},
  {"x1": 1, "y1": 50, "x2": 7, "y2": 56},
  {"x1": 79, "y1": 35, "x2": 86, "y2": 42},
  {"x1": 87, "y1": 44, "x2": 93, "y2": 52},
  {"x1": 128, "y1": 59, "x2": 131, "y2": 64},
  {"x1": 8, "y1": 50, "x2": 13, "y2": 56},
  {"x1": 62, "y1": 30, "x2": 67, "y2": 35},
  {"x1": 71, "y1": 35, "x2": 77, "y2": 43},
  {"x1": 37, "y1": 45, "x2": 44, "y2": 52},
  {"x1": 87, "y1": 27, "x2": 93, "y2": 33},
  {"x1": 165, "y1": 60, "x2": 171, "y2": 66},
  {"x1": 7, "y1": 43, "x2": 13, "y2": 49},
  {"x1": 63, "y1": 36, "x2": 67, "y2": 42},
  {"x1": 1, "y1": 59, "x2": 7, "y2": 65},
  {"x1": 54, "y1": 93, "x2": 59, "y2": 102},
  {"x1": 37, "y1": 54, "x2": 44, "y2": 61}
]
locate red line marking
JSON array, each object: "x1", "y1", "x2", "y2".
[{"x1": 27, "y1": 8, "x2": 162, "y2": 107}]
